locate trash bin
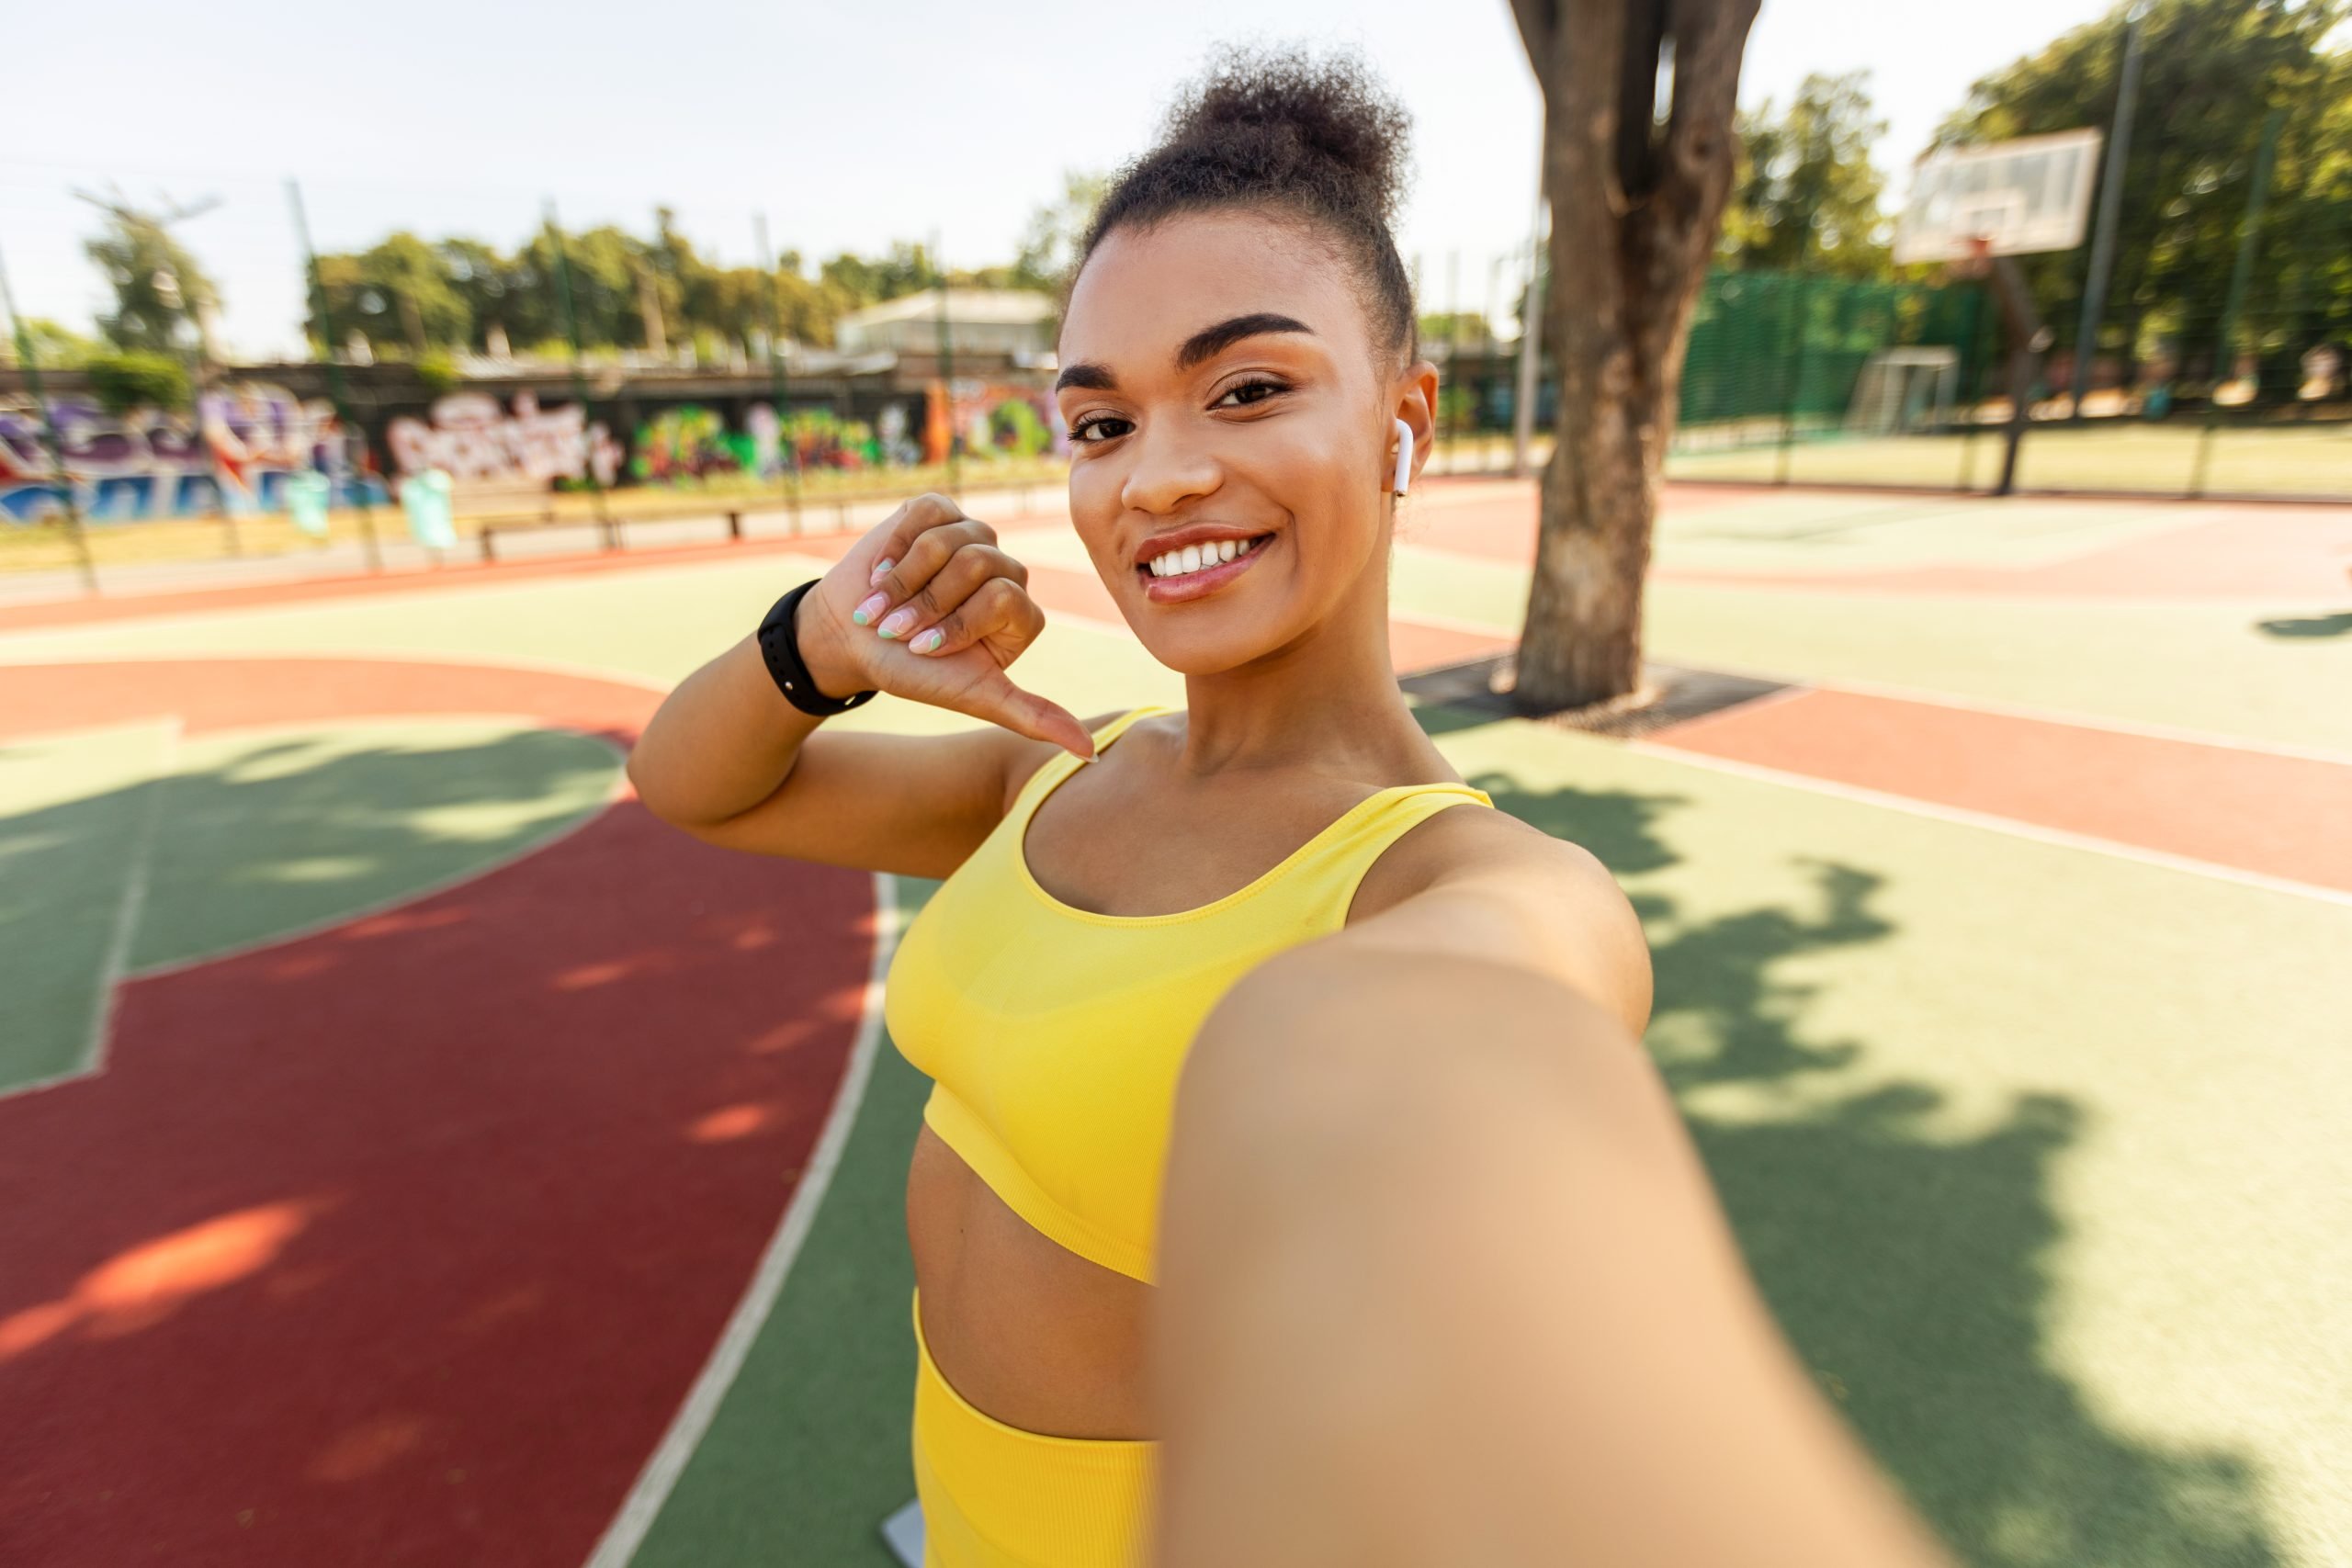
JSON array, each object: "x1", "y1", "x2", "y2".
[
  {"x1": 286, "y1": 470, "x2": 332, "y2": 540},
  {"x1": 401, "y1": 468, "x2": 456, "y2": 552}
]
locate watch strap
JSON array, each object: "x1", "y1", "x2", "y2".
[{"x1": 757, "y1": 581, "x2": 877, "y2": 717}]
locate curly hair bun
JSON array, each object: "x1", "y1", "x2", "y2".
[
  {"x1": 1155, "y1": 44, "x2": 1411, "y2": 227},
  {"x1": 1079, "y1": 43, "x2": 1419, "y2": 360}
]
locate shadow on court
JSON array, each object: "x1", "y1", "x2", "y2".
[
  {"x1": 2254, "y1": 609, "x2": 2352, "y2": 639},
  {"x1": 1470, "y1": 758, "x2": 2284, "y2": 1568},
  {"x1": 0, "y1": 720, "x2": 876, "y2": 1568},
  {"x1": 0, "y1": 725, "x2": 619, "y2": 1091}
]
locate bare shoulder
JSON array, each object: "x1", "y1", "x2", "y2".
[
  {"x1": 1349, "y1": 800, "x2": 1652, "y2": 1036},
  {"x1": 993, "y1": 708, "x2": 1140, "y2": 815}
]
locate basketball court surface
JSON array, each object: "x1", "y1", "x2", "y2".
[{"x1": 4, "y1": 477, "x2": 2347, "y2": 1566}]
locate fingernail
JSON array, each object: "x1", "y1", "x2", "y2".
[
  {"x1": 852, "y1": 591, "x2": 888, "y2": 626},
  {"x1": 869, "y1": 559, "x2": 894, "y2": 586},
  {"x1": 912, "y1": 628, "x2": 944, "y2": 654},
  {"x1": 877, "y1": 606, "x2": 916, "y2": 638}
]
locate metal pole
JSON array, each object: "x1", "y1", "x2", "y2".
[
  {"x1": 1444, "y1": 251, "x2": 1463, "y2": 473},
  {"x1": 1775, "y1": 276, "x2": 1815, "y2": 485},
  {"x1": 0, "y1": 242, "x2": 99, "y2": 594},
  {"x1": 2189, "y1": 108, "x2": 2284, "y2": 499},
  {"x1": 2070, "y1": 6, "x2": 2146, "y2": 421},
  {"x1": 286, "y1": 179, "x2": 381, "y2": 571},
  {"x1": 172, "y1": 276, "x2": 238, "y2": 556},
  {"x1": 1511, "y1": 197, "x2": 1547, "y2": 479},
  {"x1": 752, "y1": 212, "x2": 804, "y2": 533},
  {"x1": 932, "y1": 231, "x2": 958, "y2": 498},
  {"x1": 545, "y1": 202, "x2": 614, "y2": 547}
]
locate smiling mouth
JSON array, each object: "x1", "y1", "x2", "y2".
[
  {"x1": 1136, "y1": 533, "x2": 1274, "y2": 604},
  {"x1": 1140, "y1": 534, "x2": 1271, "y2": 582}
]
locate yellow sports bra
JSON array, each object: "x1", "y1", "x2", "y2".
[{"x1": 885, "y1": 705, "x2": 1493, "y2": 1284}]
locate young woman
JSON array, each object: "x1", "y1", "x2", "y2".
[{"x1": 631, "y1": 48, "x2": 1953, "y2": 1568}]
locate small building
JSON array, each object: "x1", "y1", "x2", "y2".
[{"x1": 835, "y1": 289, "x2": 1057, "y2": 359}]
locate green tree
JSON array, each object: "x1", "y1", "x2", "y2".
[
  {"x1": 81, "y1": 195, "x2": 220, "y2": 358},
  {"x1": 85, "y1": 350, "x2": 190, "y2": 414},
  {"x1": 820, "y1": 241, "x2": 941, "y2": 307},
  {"x1": 311, "y1": 232, "x2": 471, "y2": 358},
  {"x1": 1937, "y1": 0, "x2": 2347, "y2": 389},
  {"x1": 439, "y1": 238, "x2": 519, "y2": 353},
  {"x1": 1012, "y1": 171, "x2": 1109, "y2": 291},
  {"x1": 0, "y1": 318, "x2": 98, "y2": 368},
  {"x1": 1724, "y1": 71, "x2": 1892, "y2": 277},
  {"x1": 1511, "y1": 0, "x2": 1762, "y2": 711}
]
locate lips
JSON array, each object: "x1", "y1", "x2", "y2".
[{"x1": 1137, "y1": 532, "x2": 1274, "y2": 604}]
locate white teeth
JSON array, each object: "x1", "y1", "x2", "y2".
[{"x1": 1148, "y1": 537, "x2": 1264, "y2": 581}]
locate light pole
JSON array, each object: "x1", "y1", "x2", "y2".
[{"x1": 2069, "y1": 3, "x2": 2147, "y2": 421}]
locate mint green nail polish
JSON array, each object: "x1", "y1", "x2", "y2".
[{"x1": 913, "y1": 629, "x2": 944, "y2": 653}]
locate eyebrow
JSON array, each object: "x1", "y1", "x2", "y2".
[{"x1": 1054, "y1": 311, "x2": 1317, "y2": 392}]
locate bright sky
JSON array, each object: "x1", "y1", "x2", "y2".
[{"x1": 2, "y1": 0, "x2": 2116, "y2": 360}]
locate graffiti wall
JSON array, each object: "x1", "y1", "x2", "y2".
[
  {"x1": 925, "y1": 380, "x2": 1064, "y2": 465},
  {"x1": 628, "y1": 402, "x2": 916, "y2": 485},
  {"x1": 386, "y1": 392, "x2": 621, "y2": 490},
  {"x1": 0, "y1": 385, "x2": 383, "y2": 525}
]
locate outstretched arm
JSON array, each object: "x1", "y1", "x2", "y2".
[{"x1": 1153, "y1": 942, "x2": 1955, "y2": 1568}]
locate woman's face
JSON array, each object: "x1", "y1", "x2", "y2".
[{"x1": 1054, "y1": 209, "x2": 1435, "y2": 676}]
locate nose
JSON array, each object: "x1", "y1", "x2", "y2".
[{"x1": 1118, "y1": 422, "x2": 1222, "y2": 516}]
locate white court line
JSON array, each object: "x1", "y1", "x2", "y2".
[
  {"x1": 582, "y1": 873, "x2": 905, "y2": 1568},
  {"x1": 1628, "y1": 739, "x2": 2352, "y2": 910},
  {"x1": 1341, "y1": 611, "x2": 2352, "y2": 769},
  {"x1": 83, "y1": 718, "x2": 177, "y2": 1078},
  {"x1": 5, "y1": 719, "x2": 184, "y2": 1101}
]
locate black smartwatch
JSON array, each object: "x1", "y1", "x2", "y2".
[{"x1": 757, "y1": 581, "x2": 877, "y2": 717}]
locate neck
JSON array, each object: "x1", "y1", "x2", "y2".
[{"x1": 1172, "y1": 540, "x2": 1429, "y2": 781}]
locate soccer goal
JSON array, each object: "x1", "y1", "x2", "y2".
[{"x1": 1846, "y1": 348, "x2": 1961, "y2": 436}]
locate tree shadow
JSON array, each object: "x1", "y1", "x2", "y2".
[
  {"x1": 2254, "y1": 609, "x2": 2352, "y2": 639},
  {"x1": 1464, "y1": 750, "x2": 2285, "y2": 1568},
  {"x1": 0, "y1": 724, "x2": 619, "y2": 1091}
]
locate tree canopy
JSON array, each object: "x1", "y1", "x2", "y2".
[
  {"x1": 1722, "y1": 72, "x2": 1893, "y2": 278},
  {"x1": 1937, "y1": 0, "x2": 2350, "y2": 381},
  {"x1": 298, "y1": 186, "x2": 1106, "y2": 366},
  {"x1": 82, "y1": 196, "x2": 220, "y2": 358}
]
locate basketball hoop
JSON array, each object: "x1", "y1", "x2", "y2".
[
  {"x1": 1893, "y1": 130, "x2": 2102, "y2": 266},
  {"x1": 1949, "y1": 236, "x2": 1995, "y2": 282}
]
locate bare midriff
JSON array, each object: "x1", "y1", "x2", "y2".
[{"x1": 905, "y1": 1122, "x2": 1155, "y2": 1440}]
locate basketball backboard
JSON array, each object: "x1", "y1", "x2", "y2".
[{"x1": 1893, "y1": 129, "x2": 2103, "y2": 265}]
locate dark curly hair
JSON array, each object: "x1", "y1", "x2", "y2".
[{"x1": 1076, "y1": 44, "x2": 1419, "y2": 365}]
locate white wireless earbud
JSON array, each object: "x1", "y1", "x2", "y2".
[{"x1": 1391, "y1": 417, "x2": 1414, "y2": 497}]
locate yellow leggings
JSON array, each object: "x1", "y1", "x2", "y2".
[{"x1": 910, "y1": 1292, "x2": 1156, "y2": 1567}]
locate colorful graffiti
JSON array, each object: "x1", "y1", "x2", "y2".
[
  {"x1": 926, "y1": 380, "x2": 1064, "y2": 465},
  {"x1": 628, "y1": 402, "x2": 915, "y2": 486},
  {"x1": 633, "y1": 405, "x2": 748, "y2": 483},
  {"x1": 386, "y1": 392, "x2": 621, "y2": 490},
  {"x1": 0, "y1": 385, "x2": 383, "y2": 525}
]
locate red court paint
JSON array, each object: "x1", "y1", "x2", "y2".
[
  {"x1": 0, "y1": 660, "x2": 875, "y2": 1568},
  {"x1": 1658, "y1": 503, "x2": 2352, "y2": 602},
  {"x1": 1650, "y1": 687, "x2": 2352, "y2": 894},
  {"x1": 1396, "y1": 480, "x2": 1749, "y2": 566}
]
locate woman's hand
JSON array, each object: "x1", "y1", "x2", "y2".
[{"x1": 794, "y1": 493, "x2": 1095, "y2": 759}]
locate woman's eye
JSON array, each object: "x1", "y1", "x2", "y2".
[
  {"x1": 1071, "y1": 415, "x2": 1134, "y2": 444},
  {"x1": 1216, "y1": 379, "x2": 1288, "y2": 409}
]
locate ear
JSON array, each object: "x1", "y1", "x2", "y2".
[{"x1": 1389, "y1": 360, "x2": 1439, "y2": 495}]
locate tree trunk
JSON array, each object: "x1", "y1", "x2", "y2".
[
  {"x1": 1510, "y1": 0, "x2": 1760, "y2": 713},
  {"x1": 399, "y1": 293, "x2": 427, "y2": 359}
]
